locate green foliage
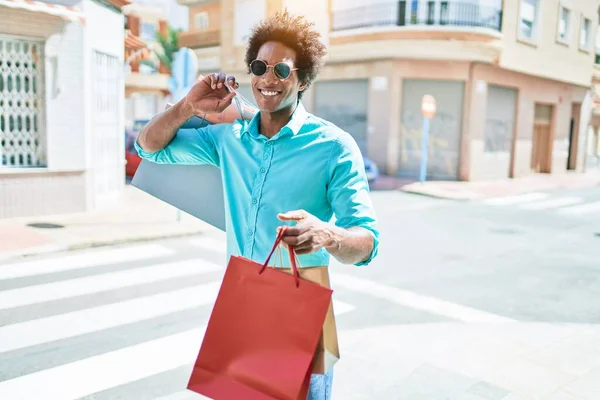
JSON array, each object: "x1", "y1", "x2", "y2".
[{"x1": 140, "y1": 25, "x2": 181, "y2": 74}]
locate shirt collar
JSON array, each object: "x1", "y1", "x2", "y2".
[{"x1": 243, "y1": 102, "x2": 308, "y2": 139}]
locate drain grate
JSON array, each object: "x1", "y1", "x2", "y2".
[{"x1": 27, "y1": 222, "x2": 65, "y2": 229}]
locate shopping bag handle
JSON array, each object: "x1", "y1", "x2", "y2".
[{"x1": 259, "y1": 227, "x2": 300, "y2": 288}]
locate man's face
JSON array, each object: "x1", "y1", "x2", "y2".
[{"x1": 251, "y1": 41, "x2": 306, "y2": 114}]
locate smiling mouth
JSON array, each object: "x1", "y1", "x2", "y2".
[{"x1": 259, "y1": 89, "x2": 281, "y2": 97}]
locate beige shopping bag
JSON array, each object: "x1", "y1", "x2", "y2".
[{"x1": 273, "y1": 247, "x2": 340, "y2": 375}]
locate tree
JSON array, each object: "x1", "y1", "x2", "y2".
[{"x1": 140, "y1": 25, "x2": 180, "y2": 75}]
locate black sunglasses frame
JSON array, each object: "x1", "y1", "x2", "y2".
[{"x1": 250, "y1": 59, "x2": 298, "y2": 80}]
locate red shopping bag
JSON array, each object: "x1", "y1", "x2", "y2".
[{"x1": 187, "y1": 227, "x2": 333, "y2": 400}]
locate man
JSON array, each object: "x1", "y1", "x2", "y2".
[{"x1": 136, "y1": 10, "x2": 379, "y2": 400}]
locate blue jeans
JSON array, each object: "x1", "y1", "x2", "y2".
[{"x1": 307, "y1": 370, "x2": 333, "y2": 400}]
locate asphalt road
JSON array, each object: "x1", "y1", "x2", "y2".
[{"x1": 1, "y1": 186, "x2": 599, "y2": 399}]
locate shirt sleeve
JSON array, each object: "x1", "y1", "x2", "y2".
[
  {"x1": 134, "y1": 125, "x2": 222, "y2": 167},
  {"x1": 326, "y1": 134, "x2": 380, "y2": 266}
]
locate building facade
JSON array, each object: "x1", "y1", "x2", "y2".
[
  {"x1": 0, "y1": 0, "x2": 127, "y2": 218},
  {"x1": 177, "y1": 0, "x2": 599, "y2": 181},
  {"x1": 123, "y1": 1, "x2": 171, "y2": 128}
]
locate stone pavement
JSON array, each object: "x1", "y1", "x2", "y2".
[
  {"x1": 401, "y1": 170, "x2": 600, "y2": 201},
  {"x1": 334, "y1": 321, "x2": 600, "y2": 399},
  {"x1": 0, "y1": 185, "x2": 214, "y2": 262}
]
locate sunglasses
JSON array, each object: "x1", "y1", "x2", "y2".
[{"x1": 250, "y1": 59, "x2": 298, "y2": 80}]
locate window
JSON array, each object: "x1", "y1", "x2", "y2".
[
  {"x1": 426, "y1": 1, "x2": 435, "y2": 25},
  {"x1": 557, "y1": 5, "x2": 570, "y2": 43},
  {"x1": 519, "y1": 0, "x2": 539, "y2": 40},
  {"x1": 596, "y1": 25, "x2": 600, "y2": 63},
  {"x1": 440, "y1": 2, "x2": 449, "y2": 25},
  {"x1": 194, "y1": 12, "x2": 209, "y2": 30},
  {"x1": 580, "y1": 17, "x2": 591, "y2": 50},
  {"x1": 140, "y1": 22, "x2": 157, "y2": 41},
  {"x1": 234, "y1": 0, "x2": 265, "y2": 46},
  {"x1": 0, "y1": 36, "x2": 46, "y2": 167}
]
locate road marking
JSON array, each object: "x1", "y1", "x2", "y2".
[
  {"x1": 0, "y1": 282, "x2": 220, "y2": 353},
  {"x1": 156, "y1": 390, "x2": 209, "y2": 400},
  {"x1": 333, "y1": 299, "x2": 355, "y2": 316},
  {"x1": 0, "y1": 327, "x2": 206, "y2": 400},
  {"x1": 483, "y1": 192, "x2": 549, "y2": 206},
  {"x1": 0, "y1": 258, "x2": 221, "y2": 310},
  {"x1": 189, "y1": 237, "x2": 227, "y2": 253},
  {"x1": 519, "y1": 197, "x2": 583, "y2": 210},
  {"x1": 557, "y1": 200, "x2": 600, "y2": 216},
  {"x1": 332, "y1": 273, "x2": 516, "y2": 324},
  {"x1": 0, "y1": 244, "x2": 174, "y2": 281}
]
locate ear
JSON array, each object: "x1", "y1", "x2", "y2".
[{"x1": 298, "y1": 81, "x2": 308, "y2": 92}]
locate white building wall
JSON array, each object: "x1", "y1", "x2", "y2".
[
  {"x1": 0, "y1": 12, "x2": 88, "y2": 218},
  {"x1": 82, "y1": 0, "x2": 126, "y2": 210},
  {"x1": 0, "y1": 1, "x2": 126, "y2": 218},
  {"x1": 44, "y1": 23, "x2": 86, "y2": 172}
]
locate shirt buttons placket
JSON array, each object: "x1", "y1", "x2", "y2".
[{"x1": 245, "y1": 140, "x2": 275, "y2": 258}]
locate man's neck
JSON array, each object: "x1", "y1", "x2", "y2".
[{"x1": 259, "y1": 103, "x2": 297, "y2": 139}]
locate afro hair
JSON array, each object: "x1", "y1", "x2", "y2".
[{"x1": 244, "y1": 10, "x2": 327, "y2": 98}]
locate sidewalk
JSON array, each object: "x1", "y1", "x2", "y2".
[
  {"x1": 401, "y1": 169, "x2": 600, "y2": 201},
  {"x1": 0, "y1": 185, "x2": 215, "y2": 262}
]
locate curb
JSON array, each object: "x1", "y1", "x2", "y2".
[
  {"x1": 400, "y1": 177, "x2": 600, "y2": 201},
  {"x1": 399, "y1": 187, "x2": 483, "y2": 202},
  {"x1": 0, "y1": 229, "x2": 206, "y2": 264}
]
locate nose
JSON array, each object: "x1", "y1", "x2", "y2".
[{"x1": 260, "y1": 66, "x2": 278, "y2": 85}]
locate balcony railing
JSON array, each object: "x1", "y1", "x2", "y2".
[
  {"x1": 332, "y1": 1, "x2": 503, "y2": 32},
  {"x1": 178, "y1": 29, "x2": 220, "y2": 49}
]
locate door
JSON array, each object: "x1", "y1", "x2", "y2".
[
  {"x1": 399, "y1": 79, "x2": 464, "y2": 180},
  {"x1": 567, "y1": 103, "x2": 581, "y2": 170},
  {"x1": 313, "y1": 80, "x2": 369, "y2": 154},
  {"x1": 484, "y1": 85, "x2": 517, "y2": 179},
  {"x1": 531, "y1": 104, "x2": 553, "y2": 173}
]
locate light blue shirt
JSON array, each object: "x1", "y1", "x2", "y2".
[{"x1": 136, "y1": 103, "x2": 379, "y2": 268}]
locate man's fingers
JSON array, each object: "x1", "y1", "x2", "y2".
[
  {"x1": 223, "y1": 91, "x2": 236, "y2": 103},
  {"x1": 209, "y1": 73, "x2": 218, "y2": 89},
  {"x1": 216, "y1": 72, "x2": 227, "y2": 88},
  {"x1": 214, "y1": 92, "x2": 236, "y2": 111},
  {"x1": 277, "y1": 209, "x2": 309, "y2": 221},
  {"x1": 227, "y1": 75, "x2": 238, "y2": 89},
  {"x1": 281, "y1": 232, "x2": 310, "y2": 247},
  {"x1": 294, "y1": 246, "x2": 314, "y2": 255},
  {"x1": 280, "y1": 226, "x2": 302, "y2": 237}
]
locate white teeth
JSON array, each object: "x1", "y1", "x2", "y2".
[{"x1": 261, "y1": 90, "x2": 278, "y2": 97}]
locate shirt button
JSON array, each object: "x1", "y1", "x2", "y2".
[
  {"x1": 252, "y1": 199, "x2": 257, "y2": 204},
  {"x1": 267, "y1": 142, "x2": 273, "y2": 146},
  {"x1": 260, "y1": 168, "x2": 265, "y2": 173},
  {"x1": 248, "y1": 230, "x2": 253, "y2": 236}
]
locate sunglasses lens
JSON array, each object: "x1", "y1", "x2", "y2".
[
  {"x1": 274, "y1": 63, "x2": 291, "y2": 79},
  {"x1": 250, "y1": 60, "x2": 267, "y2": 76}
]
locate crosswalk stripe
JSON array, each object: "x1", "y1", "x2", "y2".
[
  {"x1": 332, "y1": 273, "x2": 515, "y2": 323},
  {"x1": 557, "y1": 200, "x2": 600, "y2": 216},
  {"x1": 189, "y1": 237, "x2": 227, "y2": 253},
  {"x1": 483, "y1": 192, "x2": 549, "y2": 206},
  {"x1": 519, "y1": 197, "x2": 583, "y2": 210},
  {"x1": 333, "y1": 299, "x2": 356, "y2": 316},
  {"x1": 0, "y1": 244, "x2": 174, "y2": 281},
  {"x1": 0, "y1": 282, "x2": 220, "y2": 353},
  {"x1": 0, "y1": 258, "x2": 221, "y2": 310},
  {"x1": 0, "y1": 327, "x2": 206, "y2": 400},
  {"x1": 156, "y1": 390, "x2": 208, "y2": 400}
]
